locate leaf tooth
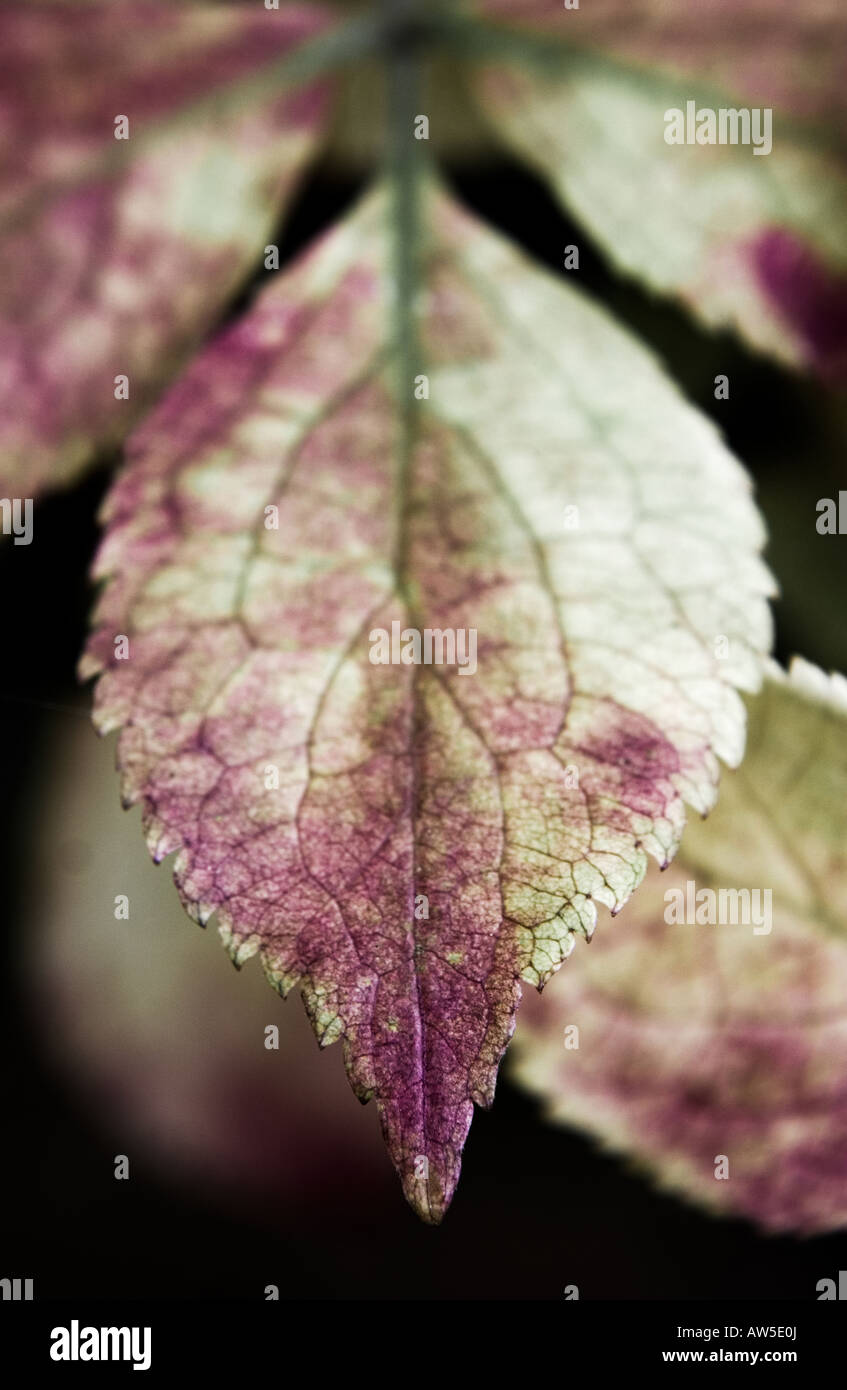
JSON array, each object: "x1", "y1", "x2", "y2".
[
  {"x1": 147, "y1": 826, "x2": 181, "y2": 864},
  {"x1": 92, "y1": 708, "x2": 122, "y2": 737},
  {"x1": 184, "y1": 898, "x2": 216, "y2": 928},
  {"x1": 77, "y1": 652, "x2": 103, "y2": 683}
]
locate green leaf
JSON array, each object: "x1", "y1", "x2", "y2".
[
  {"x1": 469, "y1": 0, "x2": 847, "y2": 379},
  {"x1": 80, "y1": 178, "x2": 772, "y2": 1221},
  {"x1": 509, "y1": 658, "x2": 847, "y2": 1233}
]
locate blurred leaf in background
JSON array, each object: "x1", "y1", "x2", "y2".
[{"x1": 509, "y1": 660, "x2": 847, "y2": 1234}]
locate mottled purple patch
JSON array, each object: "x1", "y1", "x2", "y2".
[{"x1": 752, "y1": 227, "x2": 847, "y2": 381}]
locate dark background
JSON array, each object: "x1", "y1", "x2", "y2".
[{"x1": 2, "y1": 153, "x2": 846, "y2": 1300}]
